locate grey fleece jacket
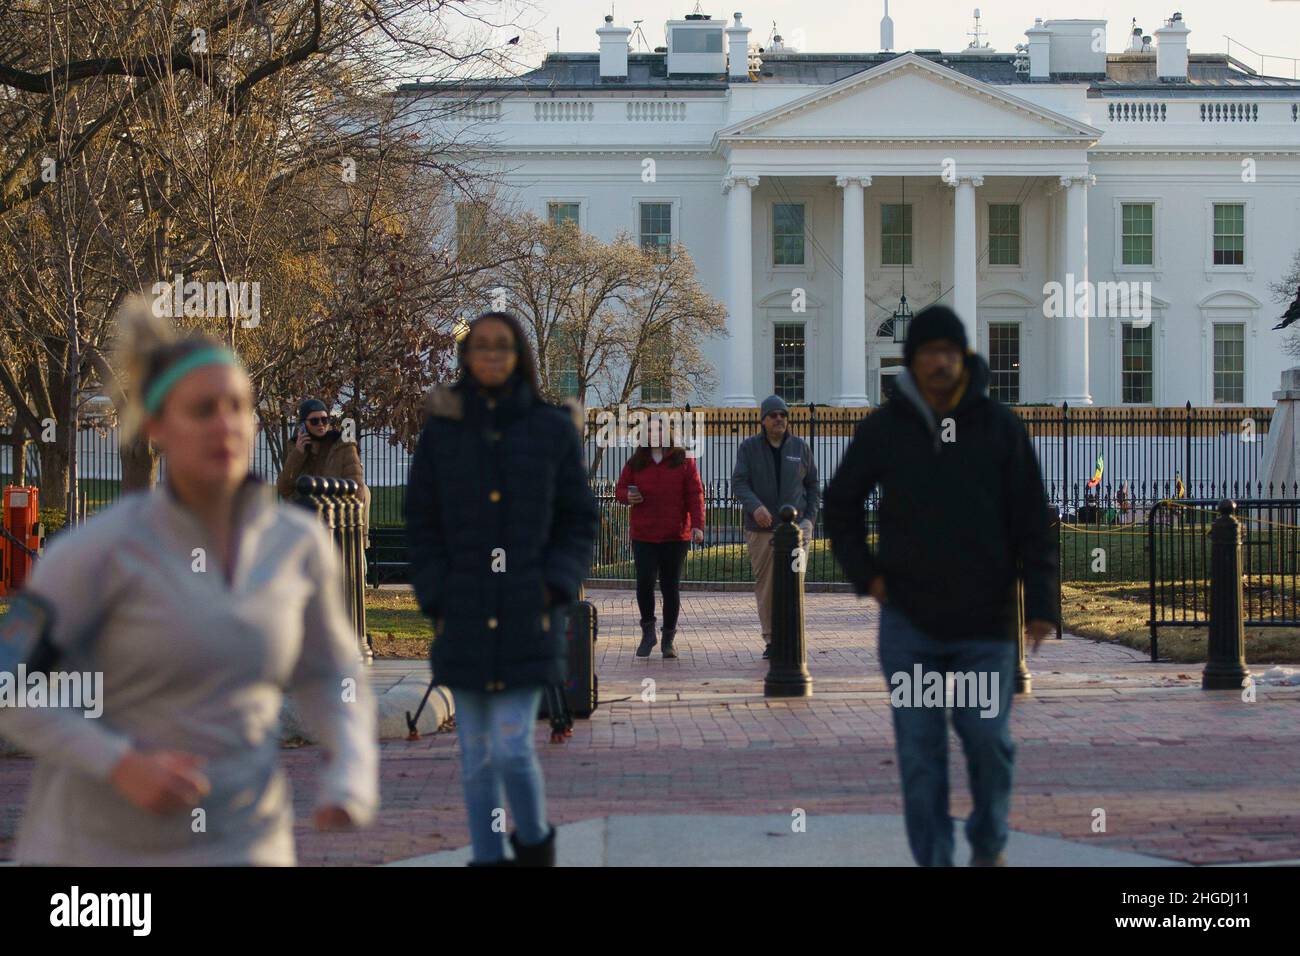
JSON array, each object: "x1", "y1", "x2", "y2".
[
  {"x1": 731, "y1": 431, "x2": 820, "y2": 532},
  {"x1": 0, "y1": 478, "x2": 378, "y2": 866}
]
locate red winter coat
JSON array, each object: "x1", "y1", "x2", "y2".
[{"x1": 614, "y1": 454, "x2": 706, "y2": 543}]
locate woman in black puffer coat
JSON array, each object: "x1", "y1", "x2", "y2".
[{"x1": 406, "y1": 310, "x2": 598, "y2": 867}]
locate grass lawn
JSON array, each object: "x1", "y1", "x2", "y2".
[
  {"x1": 1063, "y1": 581, "x2": 1300, "y2": 664},
  {"x1": 68, "y1": 480, "x2": 408, "y2": 528},
  {"x1": 362, "y1": 590, "x2": 430, "y2": 658}
]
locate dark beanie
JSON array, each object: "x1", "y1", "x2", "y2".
[
  {"x1": 760, "y1": 394, "x2": 790, "y2": 420},
  {"x1": 904, "y1": 305, "x2": 968, "y2": 367},
  {"x1": 297, "y1": 398, "x2": 327, "y2": 423}
]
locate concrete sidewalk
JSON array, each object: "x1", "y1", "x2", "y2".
[
  {"x1": 386, "y1": 814, "x2": 1183, "y2": 867},
  {"x1": 3, "y1": 588, "x2": 1297, "y2": 865}
]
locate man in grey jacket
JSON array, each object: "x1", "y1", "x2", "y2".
[{"x1": 732, "y1": 395, "x2": 820, "y2": 658}]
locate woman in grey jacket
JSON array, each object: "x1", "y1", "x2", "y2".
[{"x1": 0, "y1": 297, "x2": 378, "y2": 865}]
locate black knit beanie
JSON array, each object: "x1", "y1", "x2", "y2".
[
  {"x1": 904, "y1": 305, "x2": 968, "y2": 367},
  {"x1": 297, "y1": 398, "x2": 328, "y2": 423}
]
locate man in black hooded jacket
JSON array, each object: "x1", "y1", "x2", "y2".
[{"x1": 824, "y1": 305, "x2": 1057, "y2": 867}]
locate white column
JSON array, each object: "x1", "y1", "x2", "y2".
[
  {"x1": 1053, "y1": 174, "x2": 1094, "y2": 405},
  {"x1": 949, "y1": 174, "x2": 982, "y2": 347},
  {"x1": 834, "y1": 175, "x2": 871, "y2": 406},
  {"x1": 1042, "y1": 179, "x2": 1063, "y2": 400},
  {"x1": 721, "y1": 174, "x2": 759, "y2": 407}
]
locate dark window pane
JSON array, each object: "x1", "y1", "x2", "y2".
[
  {"x1": 988, "y1": 322, "x2": 1020, "y2": 404},
  {"x1": 773, "y1": 322, "x2": 805, "y2": 403}
]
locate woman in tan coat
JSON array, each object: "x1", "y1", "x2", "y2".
[{"x1": 276, "y1": 398, "x2": 371, "y2": 544}]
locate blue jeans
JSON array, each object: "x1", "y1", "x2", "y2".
[
  {"x1": 877, "y1": 603, "x2": 1017, "y2": 866},
  {"x1": 453, "y1": 686, "x2": 548, "y2": 862}
]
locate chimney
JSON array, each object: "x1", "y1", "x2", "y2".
[
  {"x1": 1154, "y1": 12, "x2": 1189, "y2": 82},
  {"x1": 597, "y1": 14, "x2": 631, "y2": 81},
  {"x1": 881, "y1": 0, "x2": 895, "y2": 52},
  {"x1": 726, "y1": 12, "x2": 751, "y2": 80},
  {"x1": 1025, "y1": 18, "x2": 1050, "y2": 81}
]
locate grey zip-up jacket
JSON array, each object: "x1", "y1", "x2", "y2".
[
  {"x1": 0, "y1": 478, "x2": 378, "y2": 866},
  {"x1": 731, "y1": 431, "x2": 820, "y2": 532}
]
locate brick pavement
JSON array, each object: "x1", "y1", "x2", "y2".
[{"x1": 1, "y1": 590, "x2": 1297, "y2": 865}]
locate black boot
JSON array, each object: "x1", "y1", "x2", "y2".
[
  {"x1": 510, "y1": 826, "x2": 557, "y2": 867},
  {"x1": 661, "y1": 626, "x2": 677, "y2": 659},
  {"x1": 635, "y1": 619, "x2": 657, "y2": 657}
]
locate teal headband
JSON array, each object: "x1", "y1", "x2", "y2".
[{"x1": 144, "y1": 347, "x2": 241, "y2": 415}]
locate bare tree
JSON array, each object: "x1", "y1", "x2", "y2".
[{"x1": 0, "y1": 0, "x2": 538, "y2": 504}]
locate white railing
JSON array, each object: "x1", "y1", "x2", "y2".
[
  {"x1": 1108, "y1": 101, "x2": 1167, "y2": 122},
  {"x1": 534, "y1": 100, "x2": 595, "y2": 122},
  {"x1": 462, "y1": 100, "x2": 501, "y2": 121},
  {"x1": 1200, "y1": 101, "x2": 1259, "y2": 122},
  {"x1": 626, "y1": 100, "x2": 687, "y2": 122}
]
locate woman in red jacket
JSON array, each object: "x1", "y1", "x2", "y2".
[{"x1": 614, "y1": 440, "x2": 706, "y2": 658}]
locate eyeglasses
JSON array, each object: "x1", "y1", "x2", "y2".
[
  {"x1": 306, "y1": 415, "x2": 330, "y2": 425},
  {"x1": 467, "y1": 343, "x2": 515, "y2": 355},
  {"x1": 767, "y1": 412, "x2": 788, "y2": 419}
]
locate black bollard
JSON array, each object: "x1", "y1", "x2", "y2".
[
  {"x1": 765, "y1": 505, "x2": 813, "y2": 698},
  {"x1": 1203, "y1": 500, "x2": 1251, "y2": 690},
  {"x1": 295, "y1": 475, "x2": 370, "y2": 665},
  {"x1": 1010, "y1": 573, "x2": 1031, "y2": 695},
  {"x1": 345, "y1": 481, "x2": 370, "y2": 663},
  {"x1": 1048, "y1": 503, "x2": 1063, "y2": 640}
]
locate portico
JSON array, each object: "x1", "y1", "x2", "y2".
[{"x1": 713, "y1": 53, "x2": 1100, "y2": 407}]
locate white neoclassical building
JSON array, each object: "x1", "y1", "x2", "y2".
[{"x1": 406, "y1": 10, "x2": 1300, "y2": 407}]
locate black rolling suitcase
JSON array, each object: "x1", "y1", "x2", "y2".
[{"x1": 538, "y1": 599, "x2": 598, "y2": 736}]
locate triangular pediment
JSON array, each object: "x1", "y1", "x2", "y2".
[{"x1": 717, "y1": 53, "x2": 1100, "y2": 142}]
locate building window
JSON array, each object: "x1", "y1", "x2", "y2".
[
  {"x1": 1212, "y1": 203, "x2": 1245, "y2": 266},
  {"x1": 1121, "y1": 203, "x2": 1153, "y2": 266},
  {"x1": 773, "y1": 322, "x2": 805, "y2": 403},
  {"x1": 988, "y1": 323, "x2": 1020, "y2": 404},
  {"x1": 1121, "y1": 322, "x2": 1153, "y2": 404},
  {"x1": 881, "y1": 203, "x2": 912, "y2": 266},
  {"x1": 551, "y1": 325, "x2": 581, "y2": 400},
  {"x1": 639, "y1": 202, "x2": 672, "y2": 256},
  {"x1": 1212, "y1": 323, "x2": 1245, "y2": 403},
  {"x1": 879, "y1": 356, "x2": 904, "y2": 402},
  {"x1": 772, "y1": 203, "x2": 805, "y2": 266},
  {"x1": 547, "y1": 202, "x2": 579, "y2": 227},
  {"x1": 988, "y1": 204, "x2": 1020, "y2": 266},
  {"x1": 456, "y1": 202, "x2": 488, "y2": 260}
]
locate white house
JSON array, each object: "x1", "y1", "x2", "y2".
[{"x1": 405, "y1": 10, "x2": 1300, "y2": 407}]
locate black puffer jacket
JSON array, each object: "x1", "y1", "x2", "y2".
[
  {"x1": 405, "y1": 375, "x2": 599, "y2": 691},
  {"x1": 824, "y1": 352, "x2": 1058, "y2": 641}
]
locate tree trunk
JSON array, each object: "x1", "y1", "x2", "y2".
[
  {"x1": 37, "y1": 438, "x2": 69, "y2": 512},
  {"x1": 15, "y1": 440, "x2": 29, "y2": 487},
  {"x1": 120, "y1": 435, "x2": 158, "y2": 492}
]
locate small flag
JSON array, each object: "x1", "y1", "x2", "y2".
[{"x1": 1086, "y1": 452, "x2": 1104, "y2": 489}]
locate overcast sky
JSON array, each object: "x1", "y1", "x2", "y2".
[{"x1": 495, "y1": 0, "x2": 1300, "y2": 73}]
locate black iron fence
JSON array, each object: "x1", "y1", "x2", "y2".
[
  {"x1": 2, "y1": 402, "x2": 1291, "y2": 584},
  {"x1": 1146, "y1": 497, "x2": 1300, "y2": 659}
]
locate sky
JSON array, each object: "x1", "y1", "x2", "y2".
[{"x1": 492, "y1": 0, "x2": 1300, "y2": 75}]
